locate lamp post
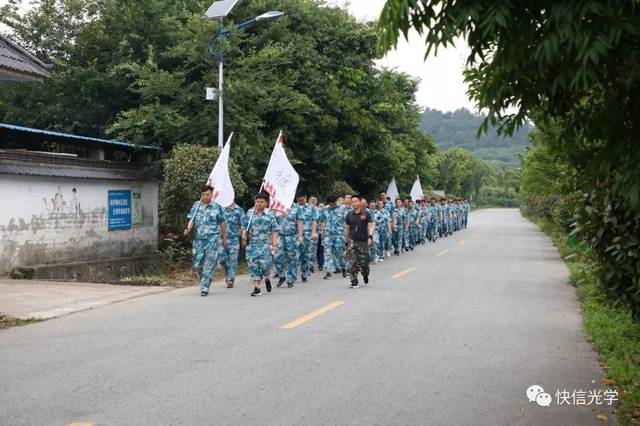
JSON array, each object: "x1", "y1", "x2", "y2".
[{"x1": 206, "y1": 2, "x2": 284, "y2": 148}]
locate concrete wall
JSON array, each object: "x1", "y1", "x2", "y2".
[{"x1": 0, "y1": 176, "x2": 158, "y2": 275}]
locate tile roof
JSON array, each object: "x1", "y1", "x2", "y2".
[
  {"x1": 0, "y1": 34, "x2": 51, "y2": 81},
  {"x1": 0, "y1": 151, "x2": 156, "y2": 181}
]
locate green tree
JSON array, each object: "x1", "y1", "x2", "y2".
[
  {"x1": 378, "y1": 0, "x2": 640, "y2": 309},
  {"x1": 1, "y1": 0, "x2": 437, "y2": 204}
]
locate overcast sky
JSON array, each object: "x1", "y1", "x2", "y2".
[{"x1": 329, "y1": 0, "x2": 475, "y2": 112}]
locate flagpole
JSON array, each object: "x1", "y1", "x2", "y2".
[{"x1": 186, "y1": 132, "x2": 234, "y2": 232}]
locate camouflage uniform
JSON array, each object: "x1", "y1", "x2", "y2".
[
  {"x1": 407, "y1": 207, "x2": 419, "y2": 248},
  {"x1": 242, "y1": 208, "x2": 278, "y2": 282},
  {"x1": 377, "y1": 208, "x2": 391, "y2": 259},
  {"x1": 384, "y1": 201, "x2": 395, "y2": 252},
  {"x1": 419, "y1": 204, "x2": 429, "y2": 241},
  {"x1": 368, "y1": 208, "x2": 380, "y2": 262},
  {"x1": 298, "y1": 203, "x2": 318, "y2": 279},
  {"x1": 428, "y1": 204, "x2": 438, "y2": 242},
  {"x1": 219, "y1": 204, "x2": 245, "y2": 285},
  {"x1": 321, "y1": 205, "x2": 347, "y2": 273},
  {"x1": 275, "y1": 203, "x2": 302, "y2": 285},
  {"x1": 393, "y1": 206, "x2": 407, "y2": 253},
  {"x1": 447, "y1": 203, "x2": 453, "y2": 235},
  {"x1": 439, "y1": 203, "x2": 447, "y2": 237},
  {"x1": 187, "y1": 201, "x2": 225, "y2": 293},
  {"x1": 349, "y1": 241, "x2": 369, "y2": 283}
]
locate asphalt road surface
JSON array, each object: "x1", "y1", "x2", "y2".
[{"x1": 0, "y1": 209, "x2": 616, "y2": 425}]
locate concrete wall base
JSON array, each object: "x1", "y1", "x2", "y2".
[{"x1": 9, "y1": 253, "x2": 165, "y2": 283}]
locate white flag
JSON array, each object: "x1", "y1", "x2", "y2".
[
  {"x1": 206, "y1": 133, "x2": 235, "y2": 207},
  {"x1": 410, "y1": 175, "x2": 424, "y2": 202},
  {"x1": 386, "y1": 178, "x2": 400, "y2": 201},
  {"x1": 263, "y1": 131, "x2": 299, "y2": 217}
]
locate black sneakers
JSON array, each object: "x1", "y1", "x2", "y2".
[
  {"x1": 301, "y1": 277, "x2": 308, "y2": 283},
  {"x1": 277, "y1": 277, "x2": 286, "y2": 287},
  {"x1": 363, "y1": 274, "x2": 369, "y2": 285},
  {"x1": 265, "y1": 278, "x2": 272, "y2": 293},
  {"x1": 287, "y1": 282, "x2": 294, "y2": 288},
  {"x1": 341, "y1": 268, "x2": 347, "y2": 278},
  {"x1": 350, "y1": 281, "x2": 359, "y2": 289},
  {"x1": 251, "y1": 287, "x2": 262, "y2": 297},
  {"x1": 200, "y1": 291, "x2": 208, "y2": 297},
  {"x1": 323, "y1": 273, "x2": 333, "y2": 280}
]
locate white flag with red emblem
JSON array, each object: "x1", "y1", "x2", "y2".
[
  {"x1": 206, "y1": 132, "x2": 235, "y2": 207},
  {"x1": 410, "y1": 175, "x2": 424, "y2": 202},
  {"x1": 263, "y1": 131, "x2": 299, "y2": 217}
]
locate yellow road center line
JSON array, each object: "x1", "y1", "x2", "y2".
[
  {"x1": 281, "y1": 301, "x2": 345, "y2": 330},
  {"x1": 391, "y1": 267, "x2": 416, "y2": 279},
  {"x1": 458, "y1": 240, "x2": 467, "y2": 246},
  {"x1": 436, "y1": 249, "x2": 449, "y2": 257}
]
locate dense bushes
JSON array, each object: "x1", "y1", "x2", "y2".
[
  {"x1": 574, "y1": 187, "x2": 640, "y2": 308},
  {"x1": 521, "y1": 126, "x2": 640, "y2": 313},
  {"x1": 160, "y1": 144, "x2": 248, "y2": 232}
]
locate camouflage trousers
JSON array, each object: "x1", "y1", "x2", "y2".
[
  {"x1": 403, "y1": 227, "x2": 411, "y2": 249},
  {"x1": 218, "y1": 237, "x2": 240, "y2": 284},
  {"x1": 323, "y1": 234, "x2": 347, "y2": 273},
  {"x1": 392, "y1": 228, "x2": 404, "y2": 253},
  {"x1": 378, "y1": 225, "x2": 391, "y2": 259},
  {"x1": 348, "y1": 241, "x2": 370, "y2": 283},
  {"x1": 377, "y1": 229, "x2": 389, "y2": 258},
  {"x1": 276, "y1": 234, "x2": 299, "y2": 284},
  {"x1": 192, "y1": 236, "x2": 220, "y2": 293},
  {"x1": 368, "y1": 232, "x2": 379, "y2": 262},
  {"x1": 298, "y1": 234, "x2": 315, "y2": 279},
  {"x1": 429, "y1": 220, "x2": 438, "y2": 241},
  {"x1": 408, "y1": 226, "x2": 419, "y2": 248},
  {"x1": 246, "y1": 243, "x2": 273, "y2": 282}
]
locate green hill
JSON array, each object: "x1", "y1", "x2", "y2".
[{"x1": 421, "y1": 107, "x2": 532, "y2": 166}]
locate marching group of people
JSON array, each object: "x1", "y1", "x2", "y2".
[{"x1": 185, "y1": 187, "x2": 470, "y2": 297}]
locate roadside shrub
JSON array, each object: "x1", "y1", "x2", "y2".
[
  {"x1": 574, "y1": 187, "x2": 640, "y2": 312},
  {"x1": 161, "y1": 233, "x2": 192, "y2": 270},
  {"x1": 160, "y1": 144, "x2": 248, "y2": 232}
]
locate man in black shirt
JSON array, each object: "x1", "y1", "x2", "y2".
[{"x1": 345, "y1": 196, "x2": 375, "y2": 288}]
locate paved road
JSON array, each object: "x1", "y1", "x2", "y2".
[{"x1": 0, "y1": 209, "x2": 616, "y2": 425}]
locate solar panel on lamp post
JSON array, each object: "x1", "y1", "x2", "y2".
[{"x1": 205, "y1": 0, "x2": 284, "y2": 148}]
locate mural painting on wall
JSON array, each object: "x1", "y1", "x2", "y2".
[{"x1": 42, "y1": 186, "x2": 82, "y2": 216}]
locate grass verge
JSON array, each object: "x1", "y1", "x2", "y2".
[
  {"x1": 0, "y1": 313, "x2": 43, "y2": 330},
  {"x1": 118, "y1": 259, "x2": 249, "y2": 288},
  {"x1": 526, "y1": 213, "x2": 640, "y2": 425}
]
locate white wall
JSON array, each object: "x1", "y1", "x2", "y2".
[{"x1": 0, "y1": 175, "x2": 158, "y2": 274}]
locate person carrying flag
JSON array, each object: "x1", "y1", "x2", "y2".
[{"x1": 242, "y1": 193, "x2": 278, "y2": 297}]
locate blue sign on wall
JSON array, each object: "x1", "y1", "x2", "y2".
[{"x1": 108, "y1": 190, "x2": 132, "y2": 231}]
